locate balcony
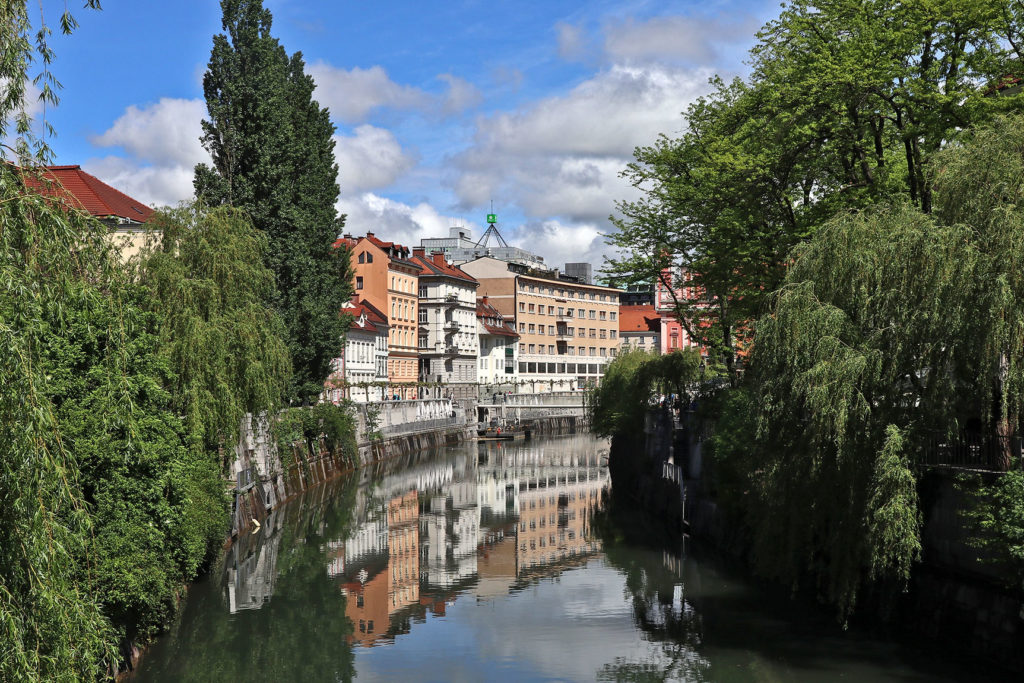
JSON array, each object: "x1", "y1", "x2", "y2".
[
  {"x1": 443, "y1": 320, "x2": 460, "y2": 333},
  {"x1": 556, "y1": 331, "x2": 573, "y2": 341},
  {"x1": 557, "y1": 312, "x2": 574, "y2": 322},
  {"x1": 443, "y1": 345, "x2": 460, "y2": 356}
]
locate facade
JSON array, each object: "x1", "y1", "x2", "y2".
[
  {"x1": 409, "y1": 248, "x2": 479, "y2": 399},
  {"x1": 29, "y1": 165, "x2": 154, "y2": 260},
  {"x1": 325, "y1": 295, "x2": 389, "y2": 403},
  {"x1": 461, "y1": 257, "x2": 622, "y2": 391},
  {"x1": 476, "y1": 296, "x2": 518, "y2": 387},
  {"x1": 341, "y1": 232, "x2": 422, "y2": 399},
  {"x1": 618, "y1": 304, "x2": 661, "y2": 353},
  {"x1": 655, "y1": 266, "x2": 700, "y2": 354},
  {"x1": 563, "y1": 262, "x2": 592, "y2": 285}
]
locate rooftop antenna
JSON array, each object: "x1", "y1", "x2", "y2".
[{"x1": 475, "y1": 201, "x2": 509, "y2": 249}]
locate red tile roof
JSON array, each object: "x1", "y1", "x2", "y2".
[
  {"x1": 477, "y1": 296, "x2": 518, "y2": 338},
  {"x1": 410, "y1": 248, "x2": 478, "y2": 284},
  {"x1": 341, "y1": 295, "x2": 388, "y2": 332},
  {"x1": 619, "y1": 304, "x2": 660, "y2": 333},
  {"x1": 26, "y1": 165, "x2": 154, "y2": 223}
]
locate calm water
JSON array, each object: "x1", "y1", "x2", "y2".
[{"x1": 134, "y1": 434, "x2": 987, "y2": 682}]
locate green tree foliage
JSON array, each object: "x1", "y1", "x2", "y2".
[
  {"x1": 137, "y1": 204, "x2": 292, "y2": 454},
  {"x1": 964, "y1": 471, "x2": 1024, "y2": 593},
  {"x1": 590, "y1": 349, "x2": 701, "y2": 438},
  {"x1": 0, "y1": 164, "x2": 118, "y2": 681},
  {"x1": 606, "y1": 1, "x2": 1024, "y2": 375},
  {"x1": 194, "y1": 0, "x2": 354, "y2": 402}
]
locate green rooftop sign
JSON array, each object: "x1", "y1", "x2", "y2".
[{"x1": 487, "y1": 213, "x2": 497, "y2": 224}]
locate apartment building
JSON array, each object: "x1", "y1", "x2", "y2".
[
  {"x1": 339, "y1": 232, "x2": 421, "y2": 399},
  {"x1": 325, "y1": 295, "x2": 389, "y2": 403},
  {"x1": 618, "y1": 304, "x2": 660, "y2": 354},
  {"x1": 409, "y1": 248, "x2": 479, "y2": 399},
  {"x1": 460, "y1": 257, "x2": 622, "y2": 390},
  {"x1": 476, "y1": 296, "x2": 518, "y2": 387}
]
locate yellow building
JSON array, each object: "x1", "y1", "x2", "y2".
[{"x1": 461, "y1": 257, "x2": 622, "y2": 390}]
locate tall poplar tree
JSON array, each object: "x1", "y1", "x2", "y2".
[{"x1": 195, "y1": 0, "x2": 353, "y2": 402}]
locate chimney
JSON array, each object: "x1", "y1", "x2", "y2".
[
  {"x1": 343, "y1": 233, "x2": 352, "y2": 239},
  {"x1": 413, "y1": 247, "x2": 426, "y2": 259},
  {"x1": 366, "y1": 231, "x2": 375, "y2": 238},
  {"x1": 432, "y1": 252, "x2": 446, "y2": 267},
  {"x1": 481, "y1": 295, "x2": 488, "y2": 305}
]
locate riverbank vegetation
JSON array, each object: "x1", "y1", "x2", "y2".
[
  {"x1": 607, "y1": 1, "x2": 1024, "y2": 619},
  {"x1": 0, "y1": 2, "x2": 360, "y2": 679}
]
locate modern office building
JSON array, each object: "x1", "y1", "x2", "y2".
[{"x1": 420, "y1": 220, "x2": 547, "y2": 270}]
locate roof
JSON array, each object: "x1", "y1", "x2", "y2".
[
  {"x1": 26, "y1": 165, "x2": 154, "y2": 223},
  {"x1": 341, "y1": 296, "x2": 388, "y2": 332},
  {"x1": 619, "y1": 305, "x2": 660, "y2": 334},
  {"x1": 410, "y1": 249, "x2": 478, "y2": 285},
  {"x1": 477, "y1": 297, "x2": 518, "y2": 338}
]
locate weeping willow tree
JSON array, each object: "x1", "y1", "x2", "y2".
[
  {"x1": 137, "y1": 204, "x2": 292, "y2": 456},
  {"x1": 0, "y1": 1, "x2": 120, "y2": 679},
  {"x1": 590, "y1": 349, "x2": 701, "y2": 438},
  {"x1": 725, "y1": 116, "x2": 1024, "y2": 617}
]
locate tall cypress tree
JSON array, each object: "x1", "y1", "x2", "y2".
[{"x1": 195, "y1": 0, "x2": 353, "y2": 402}]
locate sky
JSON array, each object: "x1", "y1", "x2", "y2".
[{"x1": 40, "y1": 0, "x2": 779, "y2": 274}]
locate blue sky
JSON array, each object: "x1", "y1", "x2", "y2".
[{"x1": 39, "y1": 0, "x2": 778, "y2": 270}]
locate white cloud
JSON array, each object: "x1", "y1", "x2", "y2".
[
  {"x1": 437, "y1": 74, "x2": 483, "y2": 115},
  {"x1": 309, "y1": 62, "x2": 483, "y2": 124},
  {"x1": 511, "y1": 219, "x2": 607, "y2": 271},
  {"x1": 308, "y1": 63, "x2": 428, "y2": 124},
  {"x1": 604, "y1": 15, "x2": 759, "y2": 65},
  {"x1": 334, "y1": 125, "x2": 416, "y2": 194},
  {"x1": 452, "y1": 64, "x2": 714, "y2": 222},
  {"x1": 338, "y1": 192, "x2": 478, "y2": 251},
  {"x1": 556, "y1": 21, "x2": 587, "y2": 60},
  {"x1": 90, "y1": 97, "x2": 206, "y2": 167},
  {"x1": 86, "y1": 97, "x2": 209, "y2": 208}
]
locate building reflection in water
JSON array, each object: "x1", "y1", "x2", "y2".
[{"x1": 223, "y1": 435, "x2": 609, "y2": 648}]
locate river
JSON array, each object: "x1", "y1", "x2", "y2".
[{"x1": 133, "y1": 433, "x2": 987, "y2": 682}]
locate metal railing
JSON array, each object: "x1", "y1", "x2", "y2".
[
  {"x1": 379, "y1": 413, "x2": 467, "y2": 438},
  {"x1": 919, "y1": 434, "x2": 1022, "y2": 471}
]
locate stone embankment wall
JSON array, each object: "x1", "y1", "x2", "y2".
[
  {"x1": 609, "y1": 411, "x2": 1024, "y2": 673},
  {"x1": 229, "y1": 398, "x2": 585, "y2": 540}
]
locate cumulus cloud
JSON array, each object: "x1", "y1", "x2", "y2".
[
  {"x1": 452, "y1": 64, "x2": 714, "y2": 222},
  {"x1": 86, "y1": 97, "x2": 209, "y2": 207},
  {"x1": 438, "y1": 74, "x2": 483, "y2": 115},
  {"x1": 308, "y1": 63, "x2": 428, "y2": 124},
  {"x1": 334, "y1": 125, "x2": 416, "y2": 194},
  {"x1": 338, "y1": 192, "x2": 478, "y2": 251},
  {"x1": 309, "y1": 63, "x2": 483, "y2": 124},
  {"x1": 604, "y1": 15, "x2": 757, "y2": 64},
  {"x1": 510, "y1": 219, "x2": 608, "y2": 271}
]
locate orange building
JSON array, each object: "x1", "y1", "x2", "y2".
[{"x1": 338, "y1": 232, "x2": 422, "y2": 398}]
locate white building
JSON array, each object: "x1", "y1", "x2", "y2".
[
  {"x1": 325, "y1": 295, "x2": 389, "y2": 403},
  {"x1": 411, "y1": 248, "x2": 480, "y2": 399},
  {"x1": 476, "y1": 295, "x2": 518, "y2": 388}
]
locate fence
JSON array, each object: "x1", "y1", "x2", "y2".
[{"x1": 918, "y1": 434, "x2": 1023, "y2": 472}]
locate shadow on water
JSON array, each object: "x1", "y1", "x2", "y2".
[{"x1": 595, "y1": 494, "x2": 999, "y2": 683}]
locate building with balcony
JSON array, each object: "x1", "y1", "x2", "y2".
[
  {"x1": 339, "y1": 232, "x2": 422, "y2": 399},
  {"x1": 410, "y1": 248, "x2": 479, "y2": 399},
  {"x1": 460, "y1": 257, "x2": 622, "y2": 391},
  {"x1": 325, "y1": 295, "x2": 389, "y2": 403},
  {"x1": 476, "y1": 295, "x2": 518, "y2": 388}
]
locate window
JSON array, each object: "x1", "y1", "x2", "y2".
[
  {"x1": 610, "y1": 330, "x2": 617, "y2": 339},
  {"x1": 391, "y1": 276, "x2": 395, "y2": 289},
  {"x1": 589, "y1": 347, "x2": 596, "y2": 355},
  {"x1": 599, "y1": 311, "x2": 607, "y2": 321},
  {"x1": 519, "y1": 322, "x2": 526, "y2": 332},
  {"x1": 538, "y1": 325, "x2": 545, "y2": 335},
  {"x1": 420, "y1": 287, "x2": 427, "y2": 298},
  {"x1": 419, "y1": 336, "x2": 428, "y2": 349},
  {"x1": 589, "y1": 310, "x2": 596, "y2": 319},
  {"x1": 600, "y1": 329, "x2": 607, "y2": 339},
  {"x1": 528, "y1": 344, "x2": 535, "y2": 353},
  {"x1": 519, "y1": 343, "x2": 525, "y2": 352},
  {"x1": 366, "y1": 253, "x2": 373, "y2": 263},
  {"x1": 529, "y1": 304, "x2": 535, "y2": 312},
  {"x1": 578, "y1": 346, "x2": 585, "y2": 355},
  {"x1": 600, "y1": 348, "x2": 607, "y2": 357},
  {"x1": 358, "y1": 252, "x2": 365, "y2": 264},
  {"x1": 519, "y1": 302, "x2": 526, "y2": 312},
  {"x1": 557, "y1": 307, "x2": 564, "y2": 316},
  {"x1": 548, "y1": 306, "x2": 554, "y2": 315},
  {"x1": 356, "y1": 276, "x2": 363, "y2": 290},
  {"x1": 548, "y1": 344, "x2": 555, "y2": 354},
  {"x1": 577, "y1": 308, "x2": 584, "y2": 317},
  {"x1": 419, "y1": 309, "x2": 428, "y2": 324},
  {"x1": 529, "y1": 324, "x2": 535, "y2": 333},
  {"x1": 538, "y1": 306, "x2": 545, "y2": 315},
  {"x1": 577, "y1": 328, "x2": 585, "y2": 337},
  {"x1": 590, "y1": 329, "x2": 597, "y2": 338},
  {"x1": 567, "y1": 327, "x2": 574, "y2": 335}
]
